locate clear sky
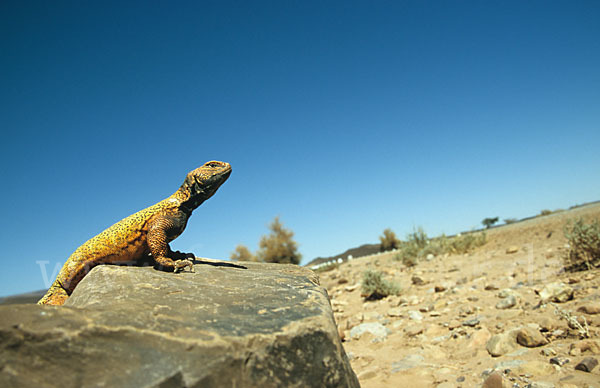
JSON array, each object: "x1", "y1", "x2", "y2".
[{"x1": 1, "y1": 1, "x2": 599, "y2": 296}]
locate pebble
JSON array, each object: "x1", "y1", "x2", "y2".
[
  {"x1": 515, "y1": 360, "x2": 556, "y2": 376},
  {"x1": 411, "y1": 275, "x2": 426, "y2": 285},
  {"x1": 357, "y1": 367, "x2": 378, "y2": 380},
  {"x1": 496, "y1": 295, "x2": 517, "y2": 309},
  {"x1": 574, "y1": 357, "x2": 598, "y2": 372},
  {"x1": 569, "y1": 340, "x2": 600, "y2": 356},
  {"x1": 540, "y1": 348, "x2": 557, "y2": 357},
  {"x1": 404, "y1": 324, "x2": 423, "y2": 336},
  {"x1": 549, "y1": 356, "x2": 569, "y2": 366},
  {"x1": 487, "y1": 331, "x2": 519, "y2": 357},
  {"x1": 435, "y1": 285, "x2": 447, "y2": 292},
  {"x1": 485, "y1": 284, "x2": 499, "y2": 291},
  {"x1": 506, "y1": 246, "x2": 519, "y2": 254},
  {"x1": 516, "y1": 327, "x2": 548, "y2": 347},
  {"x1": 463, "y1": 317, "x2": 480, "y2": 327},
  {"x1": 408, "y1": 310, "x2": 423, "y2": 321},
  {"x1": 349, "y1": 322, "x2": 391, "y2": 341},
  {"x1": 391, "y1": 354, "x2": 424, "y2": 372},
  {"x1": 577, "y1": 302, "x2": 600, "y2": 314},
  {"x1": 482, "y1": 372, "x2": 504, "y2": 388},
  {"x1": 537, "y1": 282, "x2": 574, "y2": 303},
  {"x1": 387, "y1": 307, "x2": 403, "y2": 317}
]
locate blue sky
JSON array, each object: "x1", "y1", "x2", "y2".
[{"x1": 1, "y1": 1, "x2": 599, "y2": 296}]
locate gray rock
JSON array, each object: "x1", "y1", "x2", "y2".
[
  {"x1": 463, "y1": 317, "x2": 480, "y2": 327},
  {"x1": 0, "y1": 262, "x2": 359, "y2": 388},
  {"x1": 496, "y1": 295, "x2": 517, "y2": 309},
  {"x1": 408, "y1": 310, "x2": 423, "y2": 321},
  {"x1": 482, "y1": 372, "x2": 504, "y2": 388},
  {"x1": 486, "y1": 330, "x2": 520, "y2": 357},
  {"x1": 574, "y1": 357, "x2": 598, "y2": 372},
  {"x1": 537, "y1": 282, "x2": 574, "y2": 303},
  {"x1": 577, "y1": 302, "x2": 600, "y2": 314},
  {"x1": 391, "y1": 354, "x2": 424, "y2": 372},
  {"x1": 350, "y1": 322, "x2": 391, "y2": 341},
  {"x1": 549, "y1": 356, "x2": 569, "y2": 366},
  {"x1": 516, "y1": 327, "x2": 548, "y2": 347},
  {"x1": 404, "y1": 324, "x2": 423, "y2": 336}
]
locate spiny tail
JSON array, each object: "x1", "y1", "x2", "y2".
[{"x1": 37, "y1": 279, "x2": 69, "y2": 306}]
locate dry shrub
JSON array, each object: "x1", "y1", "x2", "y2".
[
  {"x1": 564, "y1": 218, "x2": 600, "y2": 271},
  {"x1": 361, "y1": 269, "x2": 401, "y2": 300}
]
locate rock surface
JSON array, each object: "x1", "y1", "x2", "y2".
[{"x1": 0, "y1": 261, "x2": 359, "y2": 388}]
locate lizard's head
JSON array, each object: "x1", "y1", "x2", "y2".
[{"x1": 179, "y1": 161, "x2": 232, "y2": 207}]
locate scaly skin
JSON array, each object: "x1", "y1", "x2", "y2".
[{"x1": 38, "y1": 161, "x2": 232, "y2": 306}]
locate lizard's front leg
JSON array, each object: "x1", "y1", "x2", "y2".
[{"x1": 147, "y1": 216, "x2": 195, "y2": 273}]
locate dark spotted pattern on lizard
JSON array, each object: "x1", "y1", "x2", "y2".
[{"x1": 38, "y1": 161, "x2": 232, "y2": 305}]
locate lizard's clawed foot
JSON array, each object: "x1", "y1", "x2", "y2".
[{"x1": 174, "y1": 258, "x2": 195, "y2": 273}]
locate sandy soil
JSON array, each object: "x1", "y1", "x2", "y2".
[{"x1": 319, "y1": 203, "x2": 600, "y2": 388}]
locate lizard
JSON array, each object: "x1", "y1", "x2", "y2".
[{"x1": 37, "y1": 160, "x2": 232, "y2": 306}]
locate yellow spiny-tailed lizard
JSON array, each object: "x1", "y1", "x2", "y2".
[{"x1": 38, "y1": 161, "x2": 232, "y2": 305}]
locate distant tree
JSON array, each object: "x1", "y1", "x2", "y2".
[
  {"x1": 482, "y1": 217, "x2": 499, "y2": 229},
  {"x1": 230, "y1": 244, "x2": 258, "y2": 262},
  {"x1": 257, "y1": 217, "x2": 302, "y2": 265},
  {"x1": 379, "y1": 228, "x2": 400, "y2": 252}
]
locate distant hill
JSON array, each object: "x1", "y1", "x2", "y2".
[
  {"x1": 306, "y1": 243, "x2": 381, "y2": 267},
  {"x1": 0, "y1": 290, "x2": 45, "y2": 305}
]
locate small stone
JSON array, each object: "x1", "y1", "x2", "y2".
[
  {"x1": 411, "y1": 275, "x2": 426, "y2": 285},
  {"x1": 435, "y1": 285, "x2": 447, "y2": 292},
  {"x1": 540, "y1": 348, "x2": 557, "y2": 357},
  {"x1": 506, "y1": 246, "x2": 519, "y2": 254},
  {"x1": 357, "y1": 367, "x2": 378, "y2": 380},
  {"x1": 569, "y1": 340, "x2": 600, "y2": 356},
  {"x1": 496, "y1": 295, "x2": 517, "y2": 309},
  {"x1": 344, "y1": 283, "x2": 360, "y2": 292},
  {"x1": 537, "y1": 282, "x2": 574, "y2": 303},
  {"x1": 426, "y1": 253, "x2": 435, "y2": 261},
  {"x1": 485, "y1": 284, "x2": 499, "y2": 291},
  {"x1": 463, "y1": 317, "x2": 480, "y2": 327},
  {"x1": 391, "y1": 354, "x2": 424, "y2": 372},
  {"x1": 515, "y1": 360, "x2": 556, "y2": 376},
  {"x1": 387, "y1": 307, "x2": 403, "y2": 317},
  {"x1": 404, "y1": 324, "x2": 423, "y2": 336},
  {"x1": 574, "y1": 357, "x2": 598, "y2": 372},
  {"x1": 486, "y1": 331, "x2": 519, "y2": 357},
  {"x1": 482, "y1": 372, "x2": 504, "y2": 388},
  {"x1": 350, "y1": 322, "x2": 391, "y2": 341},
  {"x1": 468, "y1": 327, "x2": 492, "y2": 348},
  {"x1": 577, "y1": 302, "x2": 600, "y2": 315},
  {"x1": 549, "y1": 356, "x2": 569, "y2": 366},
  {"x1": 408, "y1": 310, "x2": 423, "y2": 321},
  {"x1": 516, "y1": 327, "x2": 548, "y2": 347}
]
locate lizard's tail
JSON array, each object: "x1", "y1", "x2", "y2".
[{"x1": 37, "y1": 279, "x2": 69, "y2": 306}]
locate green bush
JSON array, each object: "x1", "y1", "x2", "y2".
[
  {"x1": 564, "y1": 218, "x2": 600, "y2": 271},
  {"x1": 540, "y1": 209, "x2": 553, "y2": 216},
  {"x1": 394, "y1": 227, "x2": 486, "y2": 267},
  {"x1": 482, "y1": 217, "x2": 499, "y2": 229},
  {"x1": 504, "y1": 218, "x2": 518, "y2": 225},
  {"x1": 361, "y1": 270, "x2": 401, "y2": 300},
  {"x1": 230, "y1": 244, "x2": 258, "y2": 262},
  {"x1": 447, "y1": 232, "x2": 487, "y2": 254},
  {"x1": 379, "y1": 228, "x2": 401, "y2": 252},
  {"x1": 257, "y1": 217, "x2": 302, "y2": 264}
]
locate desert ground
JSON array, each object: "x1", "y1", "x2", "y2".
[{"x1": 319, "y1": 203, "x2": 600, "y2": 388}]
